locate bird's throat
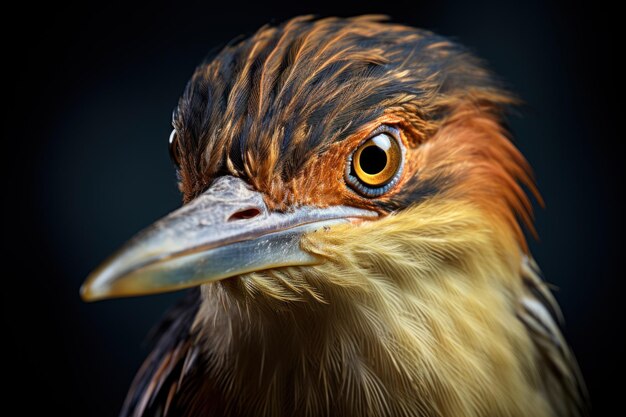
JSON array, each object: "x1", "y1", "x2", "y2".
[{"x1": 186, "y1": 201, "x2": 552, "y2": 417}]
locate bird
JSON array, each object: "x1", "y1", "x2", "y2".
[{"x1": 81, "y1": 15, "x2": 588, "y2": 417}]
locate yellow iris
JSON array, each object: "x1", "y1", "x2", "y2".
[{"x1": 353, "y1": 133, "x2": 402, "y2": 187}]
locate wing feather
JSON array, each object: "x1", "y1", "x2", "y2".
[
  {"x1": 518, "y1": 256, "x2": 589, "y2": 417},
  {"x1": 119, "y1": 289, "x2": 208, "y2": 417}
]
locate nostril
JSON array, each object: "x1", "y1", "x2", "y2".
[{"x1": 228, "y1": 207, "x2": 262, "y2": 221}]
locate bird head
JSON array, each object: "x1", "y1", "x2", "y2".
[{"x1": 82, "y1": 16, "x2": 538, "y2": 311}]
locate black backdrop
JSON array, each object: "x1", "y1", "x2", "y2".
[{"x1": 6, "y1": 1, "x2": 623, "y2": 415}]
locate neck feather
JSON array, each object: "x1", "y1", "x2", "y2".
[{"x1": 192, "y1": 201, "x2": 551, "y2": 417}]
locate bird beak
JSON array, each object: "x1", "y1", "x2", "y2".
[{"x1": 81, "y1": 176, "x2": 377, "y2": 301}]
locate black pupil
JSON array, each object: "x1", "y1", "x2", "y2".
[{"x1": 359, "y1": 145, "x2": 387, "y2": 175}]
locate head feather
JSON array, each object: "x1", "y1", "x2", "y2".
[{"x1": 174, "y1": 15, "x2": 539, "y2": 250}]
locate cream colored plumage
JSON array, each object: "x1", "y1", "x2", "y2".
[{"x1": 193, "y1": 201, "x2": 581, "y2": 416}]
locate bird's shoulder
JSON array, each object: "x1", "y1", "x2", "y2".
[
  {"x1": 517, "y1": 256, "x2": 589, "y2": 417},
  {"x1": 119, "y1": 289, "x2": 223, "y2": 417}
]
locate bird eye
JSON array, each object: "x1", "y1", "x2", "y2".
[
  {"x1": 169, "y1": 129, "x2": 181, "y2": 168},
  {"x1": 345, "y1": 129, "x2": 404, "y2": 197}
]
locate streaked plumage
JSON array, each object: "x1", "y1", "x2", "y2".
[{"x1": 85, "y1": 15, "x2": 587, "y2": 417}]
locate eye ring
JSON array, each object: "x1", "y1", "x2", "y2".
[
  {"x1": 169, "y1": 129, "x2": 181, "y2": 168},
  {"x1": 345, "y1": 126, "x2": 405, "y2": 197}
]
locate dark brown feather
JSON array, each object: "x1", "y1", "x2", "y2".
[
  {"x1": 120, "y1": 289, "x2": 214, "y2": 417},
  {"x1": 518, "y1": 257, "x2": 589, "y2": 417}
]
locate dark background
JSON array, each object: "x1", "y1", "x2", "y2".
[{"x1": 6, "y1": 0, "x2": 622, "y2": 415}]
